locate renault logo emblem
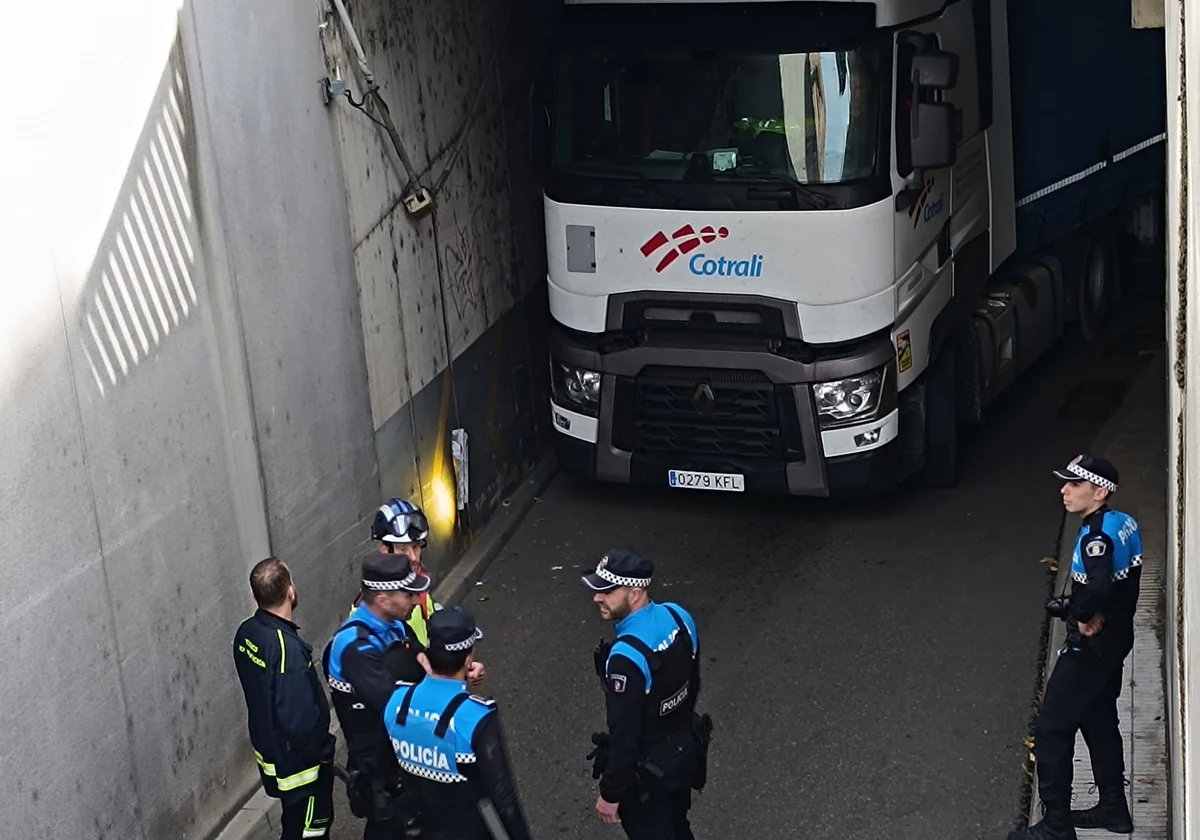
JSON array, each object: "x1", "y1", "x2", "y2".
[{"x1": 692, "y1": 383, "x2": 716, "y2": 415}]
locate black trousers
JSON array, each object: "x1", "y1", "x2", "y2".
[
  {"x1": 619, "y1": 785, "x2": 695, "y2": 840},
  {"x1": 362, "y1": 816, "x2": 403, "y2": 840},
  {"x1": 1035, "y1": 642, "x2": 1130, "y2": 808},
  {"x1": 360, "y1": 775, "x2": 413, "y2": 840},
  {"x1": 279, "y1": 765, "x2": 335, "y2": 839},
  {"x1": 618, "y1": 732, "x2": 699, "y2": 840}
]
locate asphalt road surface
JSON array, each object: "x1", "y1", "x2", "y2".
[{"x1": 328, "y1": 291, "x2": 1162, "y2": 840}]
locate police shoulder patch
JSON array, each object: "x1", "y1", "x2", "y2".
[
  {"x1": 610, "y1": 674, "x2": 627, "y2": 693},
  {"x1": 468, "y1": 694, "x2": 496, "y2": 707},
  {"x1": 1085, "y1": 538, "x2": 1108, "y2": 557}
]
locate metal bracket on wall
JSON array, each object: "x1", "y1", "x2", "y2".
[{"x1": 320, "y1": 77, "x2": 346, "y2": 105}]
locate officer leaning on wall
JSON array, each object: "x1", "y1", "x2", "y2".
[
  {"x1": 1010, "y1": 454, "x2": 1143, "y2": 840},
  {"x1": 233, "y1": 557, "x2": 336, "y2": 840},
  {"x1": 385, "y1": 609, "x2": 533, "y2": 840},
  {"x1": 583, "y1": 550, "x2": 713, "y2": 840}
]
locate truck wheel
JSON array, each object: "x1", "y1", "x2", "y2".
[
  {"x1": 1076, "y1": 233, "x2": 1117, "y2": 343},
  {"x1": 922, "y1": 345, "x2": 960, "y2": 488}
]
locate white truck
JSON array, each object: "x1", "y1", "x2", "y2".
[{"x1": 531, "y1": 0, "x2": 1166, "y2": 496}]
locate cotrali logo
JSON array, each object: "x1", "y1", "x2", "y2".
[
  {"x1": 908, "y1": 176, "x2": 944, "y2": 228},
  {"x1": 640, "y1": 224, "x2": 764, "y2": 277}
]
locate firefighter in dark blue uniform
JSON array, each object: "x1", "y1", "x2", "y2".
[
  {"x1": 324, "y1": 553, "x2": 487, "y2": 839},
  {"x1": 234, "y1": 557, "x2": 336, "y2": 840},
  {"x1": 384, "y1": 609, "x2": 532, "y2": 840},
  {"x1": 582, "y1": 550, "x2": 711, "y2": 840},
  {"x1": 1011, "y1": 455, "x2": 1143, "y2": 840}
]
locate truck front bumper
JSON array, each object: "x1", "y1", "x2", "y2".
[{"x1": 548, "y1": 327, "x2": 907, "y2": 498}]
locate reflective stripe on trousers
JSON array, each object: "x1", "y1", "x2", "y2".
[{"x1": 255, "y1": 750, "x2": 321, "y2": 791}]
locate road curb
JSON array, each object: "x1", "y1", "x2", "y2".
[{"x1": 209, "y1": 455, "x2": 559, "y2": 840}]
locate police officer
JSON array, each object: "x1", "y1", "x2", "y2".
[
  {"x1": 582, "y1": 550, "x2": 709, "y2": 840},
  {"x1": 384, "y1": 609, "x2": 532, "y2": 840},
  {"x1": 1011, "y1": 454, "x2": 1143, "y2": 840},
  {"x1": 369, "y1": 498, "x2": 444, "y2": 646},
  {"x1": 234, "y1": 557, "x2": 336, "y2": 840},
  {"x1": 324, "y1": 553, "x2": 468, "y2": 839}
]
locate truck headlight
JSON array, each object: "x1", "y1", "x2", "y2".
[
  {"x1": 812, "y1": 366, "x2": 891, "y2": 427},
  {"x1": 551, "y1": 361, "x2": 601, "y2": 415}
]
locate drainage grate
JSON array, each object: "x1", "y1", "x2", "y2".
[{"x1": 1056, "y1": 381, "x2": 1128, "y2": 422}]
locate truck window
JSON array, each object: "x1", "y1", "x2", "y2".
[{"x1": 552, "y1": 45, "x2": 882, "y2": 186}]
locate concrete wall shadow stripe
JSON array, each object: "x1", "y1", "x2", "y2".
[{"x1": 208, "y1": 454, "x2": 559, "y2": 840}]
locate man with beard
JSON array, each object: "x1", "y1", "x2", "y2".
[
  {"x1": 323, "y1": 553, "x2": 484, "y2": 839},
  {"x1": 234, "y1": 557, "x2": 336, "y2": 840},
  {"x1": 583, "y1": 550, "x2": 711, "y2": 840}
]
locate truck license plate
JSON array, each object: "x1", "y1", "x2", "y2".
[{"x1": 668, "y1": 469, "x2": 745, "y2": 492}]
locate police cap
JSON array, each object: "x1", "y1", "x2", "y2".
[
  {"x1": 361, "y1": 553, "x2": 431, "y2": 593},
  {"x1": 427, "y1": 608, "x2": 484, "y2": 653},
  {"x1": 581, "y1": 549, "x2": 653, "y2": 592},
  {"x1": 1053, "y1": 453, "x2": 1119, "y2": 493}
]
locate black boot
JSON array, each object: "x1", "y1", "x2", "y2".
[
  {"x1": 1007, "y1": 805, "x2": 1078, "y2": 840},
  {"x1": 1070, "y1": 786, "x2": 1133, "y2": 834}
]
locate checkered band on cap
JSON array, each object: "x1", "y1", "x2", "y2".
[
  {"x1": 443, "y1": 635, "x2": 477, "y2": 653},
  {"x1": 595, "y1": 564, "x2": 652, "y2": 589},
  {"x1": 1065, "y1": 460, "x2": 1118, "y2": 492},
  {"x1": 362, "y1": 569, "x2": 421, "y2": 591}
]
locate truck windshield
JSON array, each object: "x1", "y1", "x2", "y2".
[{"x1": 552, "y1": 46, "x2": 881, "y2": 186}]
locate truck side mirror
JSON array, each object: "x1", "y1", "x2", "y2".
[
  {"x1": 910, "y1": 102, "x2": 957, "y2": 170},
  {"x1": 912, "y1": 51, "x2": 959, "y2": 90}
]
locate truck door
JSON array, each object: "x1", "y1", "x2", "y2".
[{"x1": 891, "y1": 2, "x2": 984, "y2": 381}]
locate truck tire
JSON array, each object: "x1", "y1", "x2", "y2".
[
  {"x1": 1075, "y1": 231, "x2": 1118, "y2": 343},
  {"x1": 922, "y1": 344, "x2": 960, "y2": 488}
]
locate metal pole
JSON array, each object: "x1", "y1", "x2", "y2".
[{"x1": 327, "y1": 0, "x2": 428, "y2": 208}]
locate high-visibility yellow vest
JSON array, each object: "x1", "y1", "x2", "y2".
[{"x1": 405, "y1": 593, "x2": 441, "y2": 647}]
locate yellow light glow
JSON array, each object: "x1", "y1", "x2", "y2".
[{"x1": 427, "y1": 471, "x2": 458, "y2": 533}]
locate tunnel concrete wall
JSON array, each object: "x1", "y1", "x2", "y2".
[
  {"x1": 316, "y1": 0, "x2": 558, "y2": 571},
  {"x1": 1165, "y1": 0, "x2": 1197, "y2": 834},
  {"x1": 0, "y1": 0, "x2": 381, "y2": 837}
]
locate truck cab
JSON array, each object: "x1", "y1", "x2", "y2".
[{"x1": 532, "y1": 0, "x2": 1164, "y2": 496}]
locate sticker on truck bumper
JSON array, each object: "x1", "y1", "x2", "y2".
[{"x1": 896, "y1": 330, "x2": 913, "y2": 373}]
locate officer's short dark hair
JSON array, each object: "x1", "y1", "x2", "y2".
[
  {"x1": 426, "y1": 646, "x2": 471, "y2": 676},
  {"x1": 250, "y1": 557, "x2": 292, "y2": 608}
]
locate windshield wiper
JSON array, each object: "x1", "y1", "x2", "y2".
[
  {"x1": 594, "y1": 168, "x2": 681, "y2": 208},
  {"x1": 737, "y1": 174, "x2": 836, "y2": 210},
  {"x1": 565, "y1": 162, "x2": 682, "y2": 207}
]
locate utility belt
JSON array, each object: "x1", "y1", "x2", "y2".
[
  {"x1": 586, "y1": 711, "x2": 714, "y2": 792},
  {"x1": 333, "y1": 760, "x2": 420, "y2": 824}
]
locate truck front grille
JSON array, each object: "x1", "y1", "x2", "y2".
[{"x1": 612, "y1": 366, "x2": 803, "y2": 461}]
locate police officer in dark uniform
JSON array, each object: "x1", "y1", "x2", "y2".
[
  {"x1": 384, "y1": 609, "x2": 532, "y2": 840},
  {"x1": 234, "y1": 557, "x2": 336, "y2": 840},
  {"x1": 323, "y1": 554, "x2": 436, "y2": 839},
  {"x1": 582, "y1": 550, "x2": 710, "y2": 840},
  {"x1": 1011, "y1": 454, "x2": 1143, "y2": 840}
]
